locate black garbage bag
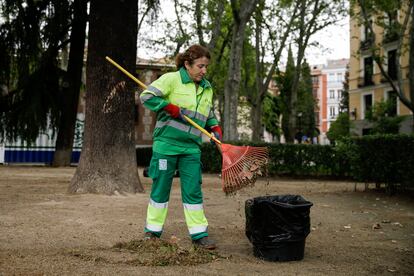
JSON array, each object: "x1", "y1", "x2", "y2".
[{"x1": 245, "y1": 195, "x2": 313, "y2": 262}]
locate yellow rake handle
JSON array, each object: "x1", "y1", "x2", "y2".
[{"x1": 105, "y1": 56, "x2": 222, "y2": 145}]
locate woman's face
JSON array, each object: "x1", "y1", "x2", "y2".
[{"x1": 185, "y1": 56, "x2": 210, "y2": 83}]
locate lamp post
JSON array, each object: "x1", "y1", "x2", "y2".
[{"x1": 297, "y1": 112, "x2": 303, "y2": 143}]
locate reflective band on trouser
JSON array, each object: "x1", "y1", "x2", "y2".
[
  {"x1": 146, "y1": 199, "x2": 169, "y2": 233},
  {"x1": 183, "y1": 203, "x2": 208, "y2": 235}
]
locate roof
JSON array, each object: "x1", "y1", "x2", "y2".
[{"x1": 136, "y1": 57, "x2": 176, "y2": 69}]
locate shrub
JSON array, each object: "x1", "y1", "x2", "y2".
[{"x1": 136, "y1": 135, "x2": 414, "y2": 191}]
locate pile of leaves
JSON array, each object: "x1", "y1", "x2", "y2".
[{"x1": 112, "y1": 238, "x2": 223, "y2": 266}]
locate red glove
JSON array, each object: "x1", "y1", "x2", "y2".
[
  {"x1": 210, "y1": 125, "x2": 222, "y2": 141},
  {"x1": 164, "y1": 103, "x2": 183, "y2": 119}
]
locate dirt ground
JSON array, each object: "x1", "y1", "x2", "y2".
[{"x1": 0, "y1": 166, "x2": 413, "y2": 276}]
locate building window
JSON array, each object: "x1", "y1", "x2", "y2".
[
  {"x1": 337, "y1": 90, "x2": 342, "y2": 99},
  {"x1": 384, "y1": 10, "x2": 399, "y2": 42},
  {"x1": 385, "y1": 10, "x2": 398, "y2": 26},
  {"x1": 361, "y1": 20, "x2": 374, "y2": 49},
  {"x1": 387, "y1": 49, "x2": 398, "y2": 80},
  {"x1": 363, "y1": 94, "x2": 373, "y2": 118},
  {"x1": 386, "y1": 90, "x2": 397, "y2": 116},
  {"x1": 329, "y1": 89, "x2": 335, "y2": 99},
  {"x1": 337, "y1": 73, "x2": 343, "y2": 82},
  {"x1": 329, "y1": 106, "x2": 336, "y2": 118},
  {"x1": 364, "y1": 56, "x2": 374, "y2": 85},
  {"x1": 328, "y1": 73, "x2": 335, "y2": 82},
  {"x1": 312, "y1": 88, "x2": 318, "y2": 98}
]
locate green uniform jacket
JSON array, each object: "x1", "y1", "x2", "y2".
[{"x1": 140, "y1": 67, "x2": 219, "y2": 155}]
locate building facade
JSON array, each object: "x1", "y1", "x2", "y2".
[
  {"x1": 321, "y1": 59, "x2": 348, "y2": 142},
  {"x1": 134, "y1": 58, "x2": 175, "y2": 146},
  {"x1": 309, "y1": 59, "x2": 349, "y2": 145},
  {"x1": 348, "y1": 3, "x2": 413, "y2": 135}
]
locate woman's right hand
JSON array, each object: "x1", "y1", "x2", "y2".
[{"x1": 164, "y1": 103, "x2": 186, "y2": 122}]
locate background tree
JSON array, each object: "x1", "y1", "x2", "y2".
[
  {"x1": 276, "y1": 46, "x2": 295, "y2": 140},
  {"x1": 262, "y1": 93, "x2": 281, "y2": 141},
  {"x1": 52, "y1": 0, "x2": 88, "y2": 166},
  {"x1": 365, "y1": 100, "x2": 405, "y2": 134},
  {"x1": 296, "y1": 60, "x2": 316, "y2": 139},
  {"x1": 0, "y1": 0, "x2": 71, "y2": 144},
  {"x1": 285, "y1": 0, "x2": 347, "y2": 143},
  {"x1": 0, "y1": 0, "x2": 87, "y2": 167},
  {"x1": 339, "y1": 66, "x2": 350, "y2": 113},
  {"x1": 248, "y1": 0, "x2": 298, "y2": 141},
  {"x1": 223, "y1": 0, "x2": 259, "y2": 140},
  {"x1": 327, "y1": 112, "x2": 351, "y2": 144},
  {"x1": 69, "y1": 0, "x2": 143, "y2": 194}
]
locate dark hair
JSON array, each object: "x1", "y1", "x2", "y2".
[{"x1": 175, "y1": 44, "x2": 211, "y2": 69}]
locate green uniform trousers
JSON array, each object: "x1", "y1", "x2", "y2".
[{"x1": 144, "y1": 151, "x2": 209, "y2": 240}]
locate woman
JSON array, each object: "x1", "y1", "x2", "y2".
[{"x1": 140, "y1": 44, "x2": 222, "y2": 249}]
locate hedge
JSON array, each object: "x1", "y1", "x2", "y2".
[
  {"x1": 136, "y1": 135, "x2": 414, "y2": 189},
  {"x1": 339, "y1": 134, "x2": 414, "y2": 191}
]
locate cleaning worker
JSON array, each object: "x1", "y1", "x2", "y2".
[{"x1": 140, "y1": 44, "x2": 222, "y2": 250}]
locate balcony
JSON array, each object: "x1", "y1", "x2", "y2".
[
  {"x1": 384, "y1": 31, "x2": 399, "y2": 44},
  {"x1": 357, "y1": 76, "x2": 374, "y2": 88},
  {"x1": 383, "y1": 23, "x2": 401, "y2": 44},
  {"x1": 360, "y1": 36, "x2": 374, "y2": 51}
]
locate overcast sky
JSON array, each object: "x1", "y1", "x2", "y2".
[
  {"x1": 305, "y1": 15, "x2": 350, "y2": 65},
  {"x1": 137, "y1": 3, "x2": 350, "y2": 66}
]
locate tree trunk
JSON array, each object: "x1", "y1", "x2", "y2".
[
  {"x1": 251, "y1": 100, "x2": 264, "y2": 141},
  {"x1": 409, "y1": 4, "x2": 414, "y2": 131},
  {"x1": 69, "y1": 0, "x2": 143, "y2": 194},
  {"x1": 53, "y1": 0, "x2": 87, "y2": 166},
  {"x1": 223, "y1": 0, "x2": 258, "y2": 141},
  {"x1": 286, "y1": 0, "x2": 307, "y2": 143},
  {"x1": 223, "y1": 23, "x2": 243, "y2": 141}
]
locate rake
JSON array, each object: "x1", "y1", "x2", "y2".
[{"x1": 105, "y1": 56, "x2": 269, "y2": 194}]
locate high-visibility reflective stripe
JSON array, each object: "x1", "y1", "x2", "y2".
[
  {"x1": 149, "y1": 198, "x2": 168, "y2": 209},
  {"x1": 183, "y1": 203, "x2": 204, "y2": 211},
  {"x1": 190, "y1": 127, "x2": 202, "y2": 137},
  {"x1": 147, "y1": 85, "x2": 164, "y2": 96},
  {"x1": 146, "y1": 223, "x2": 163, "y2": 232},
  {"x1": 188, "y1": 225, "x2": 208, "y2": 235},
  {"x1": 155, "y1": 120, "x2": 202, "y2": 137},
  {"x1": 156, "y1": 120, "x2": 187, "y2": 131},
  {"x1": 140, "y1": 93, "x2": 154, "y2": 104},
  {"x1": 183, "y1": 109, "x2": 208, "y2": 123}
]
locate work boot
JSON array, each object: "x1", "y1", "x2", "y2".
[
  {"x1": 144, "y1": 232, "x2": 159, "y2": 241},
  {"x1": 192, "y1": 236, "x2": 216, "y2": 250}
]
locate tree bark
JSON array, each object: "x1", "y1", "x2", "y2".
[
  {"x1": 207, "y1": 0, "x2": 225, "y2": 51},
  {"x1": 409, "y1": 3, "x2": 414, "y2": 129},
  {"x1": 223, "y1": 0, "x2": 258, "y2": 141},
  {"x1": 53, "y1": 0, "x2": 87, "y2": 166},
  {"x1": 69, "y1": 0, "x2": 143, "y2": 194}
]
